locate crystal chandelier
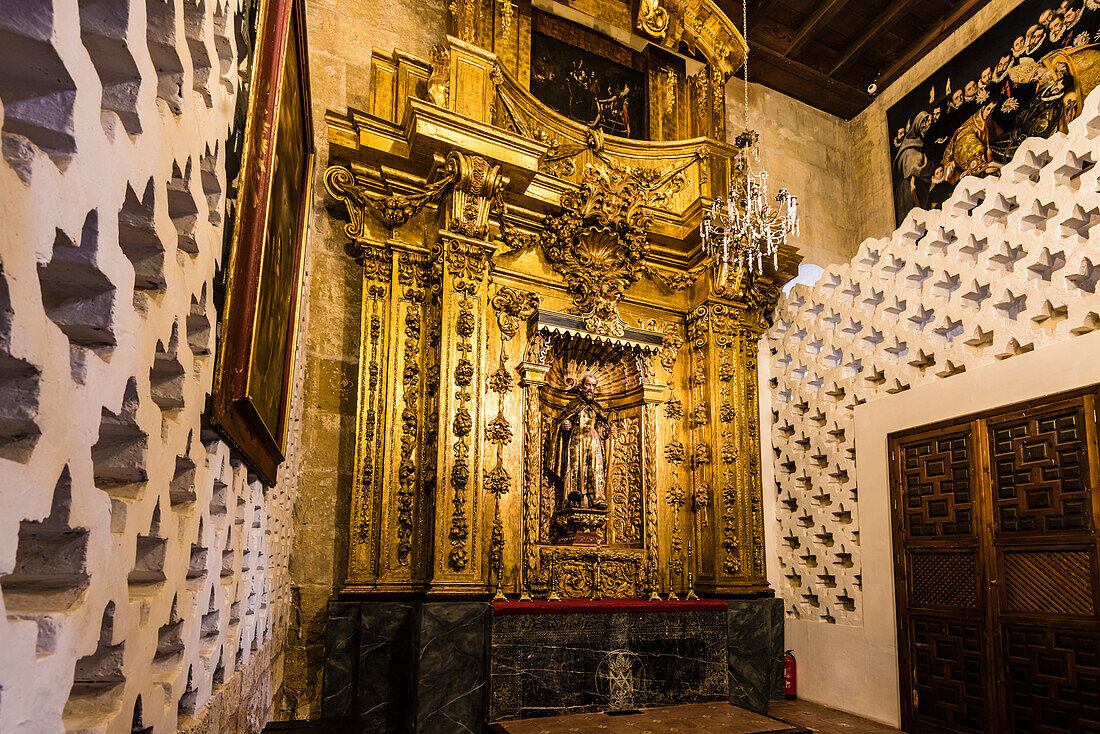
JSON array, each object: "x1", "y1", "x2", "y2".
[{"x1": 700, "y1": 0, "x2": 799, "y2": 285}]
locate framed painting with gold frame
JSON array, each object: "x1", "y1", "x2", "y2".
[{"x1": 212, "y1": 0, "x2": 314, "y2": 485}]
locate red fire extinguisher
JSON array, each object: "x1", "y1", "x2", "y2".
[{"x1": 784, "y1": 650, "x2": 797, "y2": 700}]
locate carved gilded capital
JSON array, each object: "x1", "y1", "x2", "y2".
[{"x1": 443, "y1": 150, "x2": 505, "y2": 239}]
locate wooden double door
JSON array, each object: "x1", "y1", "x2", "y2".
[{"x1": 891, "y1": 387, "x2": 1100, "y2": 733}]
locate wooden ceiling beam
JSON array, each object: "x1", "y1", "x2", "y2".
[
  {"x1": 785, "y1": 0, "x2": 849, "y2": 58},
  {"x1": 829, "y1": 0, "x2": 922, "y2": 77},
  {"x1": 876, "y1": 0, "x2": 994, "y2": 93},
  {"x1": 748, "y1": 0, "x2": 783, "y2": 31},
  {"x1": 748, "y1": 43, "x2": 872, "y2": 119}
]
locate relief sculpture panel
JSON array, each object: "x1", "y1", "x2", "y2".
[{"x1": 609, "y1": 417, "x2": 642, "y2": 547}]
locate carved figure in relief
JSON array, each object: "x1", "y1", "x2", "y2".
[{"x1": 547, "y1": 374, "x2": 610, "y2": 511}]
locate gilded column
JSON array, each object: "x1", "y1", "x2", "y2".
[
  {"x1": 687, "y1": 289, "x2": 774, "y2": 595},
  {"x1": 346, "y1": 245, "x2": 394, "y2": 589},
  {"x1": 426, "y1": 152, "x2": 504, "y2": 594},
  {"x1": 516, "y1": 336, "x2": 549, "y2": 600}
]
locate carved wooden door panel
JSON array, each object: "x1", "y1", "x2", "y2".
[
  {"x1": 892, "y1": 389, "x2": 1100, "y2": 734},
  {"x1": 893, "y1": 424, "x2": 991, "y2": 733},
  {"x1": 986, "y1": 395, "x2": 1100, "y2": 733}
]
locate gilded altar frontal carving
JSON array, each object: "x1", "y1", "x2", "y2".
[{"x1": 322, "y1": 0, "x2": 798, "y2": 598}]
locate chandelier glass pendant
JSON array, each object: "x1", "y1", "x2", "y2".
[{"x1": 700, "y1": 0, "x2": 799, "y2": 285}]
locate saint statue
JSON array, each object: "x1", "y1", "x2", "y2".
[{"x1": 547, "y1": 374, "x2": 610, "y2": 511}]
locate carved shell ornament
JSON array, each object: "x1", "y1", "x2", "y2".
[{"x1": 528, "y1": 165, "x2": 653, "y2": 337}]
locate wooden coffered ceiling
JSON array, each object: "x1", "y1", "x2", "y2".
[{"x1": 717, "y1": 0, "x2": 995, "y2": 119}]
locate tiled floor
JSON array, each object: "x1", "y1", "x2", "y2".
[
  {"x1": 490, "y1": 701, "x2": 902, "y2": 734},
  {"x1": 768, "y1": 701, "x2": 902, "y2": 734},
  {"x1": 490, "y1": 701, "x2": 810, "y2": 733}
]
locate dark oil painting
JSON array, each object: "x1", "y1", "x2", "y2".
[
  {"x1": 531, "y1": 30, "x2": 646, "y2": 139},
  {"x1": 888, "y1": 0, "x2": 1100, "y2": 225},
  {"x1": 213, "y1": 0, "x2": 312, "y2": 485},
  {"x1": 246, "y1": 13, "x2": 308, "y2": 445}
]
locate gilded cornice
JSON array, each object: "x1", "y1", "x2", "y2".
[
  {"x1": 324, "y1": 37, "x2": 746, "y2": 257},
  {"x1": 637, "y1": 0, "x2": 748, "y2": 79}
]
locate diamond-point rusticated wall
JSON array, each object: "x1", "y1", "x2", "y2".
[
  {"x1": 767, "y1": 87, "x2": 1100, "y2": 627},
  {"x1": 0, "y1": 0, "x2": 306, "y2": 731}
]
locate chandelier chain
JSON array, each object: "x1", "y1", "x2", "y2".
[
  {"x1": 743, "y1": 0, "x2": 748, "y2": 133},
  {"x1": 698, "y1": 0, "x2": 799, "y2": 284}
]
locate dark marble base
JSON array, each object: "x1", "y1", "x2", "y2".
[
  {"x1": 321, "y1": 596, "x2": 784, "y2": 730},
  {"x1": 726, "y1": 598, "x2": 785, "y2": 714},
  {"x1": 490, "y1": 609, "x2": 729, "y2": 721},
  {"x1": 417, "y1": 602, "x2": 490, "y2": 732},
  {"x1": 320, "y1": 599, "x2": 490, "y2": 733}
]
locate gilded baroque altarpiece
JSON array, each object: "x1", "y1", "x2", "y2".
[{"x1": 322, "y1": 0, "x2": 799, "y2": 598}]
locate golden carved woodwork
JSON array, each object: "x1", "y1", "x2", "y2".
[
  {"x1": 609, "y1": 417, "x2": 643, "y2": 546},
  {"x1": 543, "y1": 546, "x2": 644, "y2": 600},
  {"x1": 638, "y1": 0, "x2": 670, "y2": 40},
  {"x1": 324, "y1": 26, "x2": 797, "y2": 598}
]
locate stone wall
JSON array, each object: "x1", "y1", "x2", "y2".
[
  {"x1": 0, "y1": 0, "x2": 306, "y2": 732},
  {"x1": 727, "y1": 81, "x2": 863, "y2": 268},
  {"x1": 279, "y1": 0, "x2": 445, "y2": 720}
]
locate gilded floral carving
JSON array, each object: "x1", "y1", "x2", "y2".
[
  {"x1": 487, "y1": 365, "x2": 513, "y2": 394},
  {"x1": 486, "y1": 414, "x2": 513, "y2": 444},
  {"x1": 453, "y1": 407, "x2": 472, "y2": 436},
  {"x1": 455, "y1": 358, "x2": 474, "y2": 386},
  {"x1": 490, "y1": 286, "x2": 540, "y2": 340},
  {"x1": 484, "y1": 464, "x2": 511, "y2": 496}
]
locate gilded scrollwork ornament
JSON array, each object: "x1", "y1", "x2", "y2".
[
  {"x1": 645, "y1": 263, "x2": 706, "y2": 292},
  {"x1": 490, "y1": 286, "x2": 540, "y2": 340},
  {"x1": 660, "y1": 327, "x2": 684, "y2": 373},
  {"x1": 446, "y1": 152, "x2": 504, "y2": 239},
  {"x1": 444, "y1": 238, "x2": 491, "y2": 290},
  {"x1": 325, "y1": 162, "x2": 458, "y2": 231},
  {"x1": 325, "y1": 150, "x2": 503, "y2": 239},
  {"x1": 637, "y1": 0, "x2": 670, "y2": 39},
  {"x1": 498, "y1": 163, "x2": 651, "y2": 337}
]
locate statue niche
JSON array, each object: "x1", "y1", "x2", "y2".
[{"x1": 538, "y1": 335, "x2": 646, "y2": 550}]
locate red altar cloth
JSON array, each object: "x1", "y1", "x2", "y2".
[{"x1": 492, "y1": 598, "x2": 728, "y2": 615}]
